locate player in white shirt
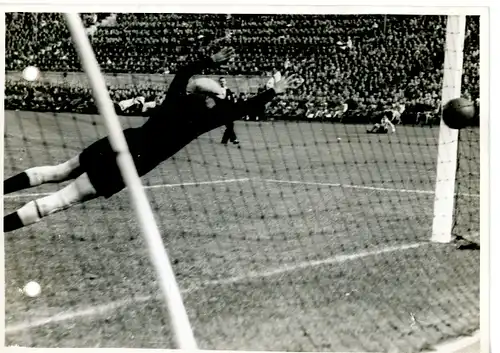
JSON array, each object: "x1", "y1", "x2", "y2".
[{"x1": 388, "y1": 102, "x2": 405, "y2": 124}]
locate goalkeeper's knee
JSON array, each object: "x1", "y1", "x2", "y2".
[{"x1": 26, "y1": 156, "x2": 81, "y2": 186}]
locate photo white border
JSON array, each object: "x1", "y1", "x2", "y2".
[
  {"x1": 0, "y1": 2, "x2": 494, "y2": 353},
  {"x1": 1, "y1": 8, "x2": 5, "y2": 352}
]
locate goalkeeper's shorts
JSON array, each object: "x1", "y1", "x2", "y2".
[{"x1": 79, "y1": 128, "x2": 154, "y2": 199}]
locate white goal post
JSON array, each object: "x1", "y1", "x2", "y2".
[
  {"x1": 431, "y1": 15, "x2": 467, "y2": 244},
  {"x1": 64, "y1": 13, "x2": 198, "y2": 349}
]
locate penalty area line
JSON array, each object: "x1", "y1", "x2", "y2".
[
  {"x1": 3, "y1": 178, "x2": 251, "y2": 199},
  {"x1": 5, "y1": 241, "x2": 429, "y2": 334},
  {"x1": 262, "y1": 179, "x2": 480, "y2": 198}
]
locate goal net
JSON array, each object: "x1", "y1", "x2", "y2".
[
  {"x1": 4, "y1": 12, "x2": 480, "y2": 352},
  {"x1": 452, "y1": 128, "x2": 480, "y2": 245}
]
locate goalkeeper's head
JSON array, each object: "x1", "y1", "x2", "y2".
[{"x1": 187, "y1": 77, "x2": 227, "y2": 108}]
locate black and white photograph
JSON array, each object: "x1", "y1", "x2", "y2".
[{"x1": 2, "y1": 6, "x2": 487, "y2": 352}]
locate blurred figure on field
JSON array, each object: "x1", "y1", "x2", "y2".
[{"x1": 219, "y1": 77, "x2": 239, "y2": 145}]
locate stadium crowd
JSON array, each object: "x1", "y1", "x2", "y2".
[{"x1": 5, "y1": 13, "x2": 480, "y2": 124}]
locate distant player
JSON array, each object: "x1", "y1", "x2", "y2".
[
  {"x1": 4, "y1": 47, "x2": 302, "y2": 232},
  {"x1": 332, "y1": 101, "x2": 349, "y2": 121},
  {"x1": 387, "y1": 101, "x2": 405, "y2": 124},
  {"x1": 219, "y1": 77, "x2": 239, "y2": 145},
  {"x1": 367, "y1": 115, "x2": 396, "y2": 134}
]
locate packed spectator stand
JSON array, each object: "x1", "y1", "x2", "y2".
[{"x1": 5, "y1": 13, "x2": 480, "y2": 124}]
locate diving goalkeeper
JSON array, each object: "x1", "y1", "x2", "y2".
[{"x1": 4, "y1": 47, "x2": 302, "y2": 232}]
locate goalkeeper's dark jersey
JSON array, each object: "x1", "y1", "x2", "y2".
[
  {"x1": 79, "y1": 57, "x2": 276, "y2": 198},
  {"x1": 136, "y1": 57, "x2": 276, "y2": 169}
]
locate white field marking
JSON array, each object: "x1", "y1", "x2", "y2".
[
  {"x1": 5, "y1": 241, "x2": 428, "y2": 334},
  {"x1": 263, "y1": 179, "x2": 480, "y2": 198},
  {"x1": 183, "y1": 242, "x2": 427, "y2": 290},
  {"x1": 422, "y1": 330, "x2": 480, "y2": 353},
  {"x1": 3, "y1": 178, "x2": 251, "y2": 199},
  {"x1": 5, "y1": 295, "x2": 152, "y2": 335}
]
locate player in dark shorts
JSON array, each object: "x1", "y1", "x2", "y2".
[
  {"x1": 218, "y1": 77, "x2": 239, "y2": 145},
  {"x1": 3, "y1": 47, "x2": 302, "y2": 232}
]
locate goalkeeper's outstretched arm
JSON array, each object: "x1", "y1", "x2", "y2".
[{"x1": 231, "y1": 74, "x2": 303, "y2": 120}]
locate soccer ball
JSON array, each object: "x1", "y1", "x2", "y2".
[{"x1": 442, "y1": 97, "x2": 476, "y2": 129}]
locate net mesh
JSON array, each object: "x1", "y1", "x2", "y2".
[
  {"x1": 452, "y1": 127, "x2": 480, "y2": 244},
  {"x1": 451, "y1": 20, "x2": 480, "y2": 246},
  {"x1": 4, "y1": 13, "x2": 480, "y2": 351}
]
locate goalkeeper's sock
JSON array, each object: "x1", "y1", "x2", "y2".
[
  {"x1": 4, "y1": 172, "x2": 31, "y2": 194},
  {"x1": 4, "y1": 201, "x2": 41, "y2": 233},
  {"x1": 4, "y1": 212, "x2": 24, "y2": 232}
]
